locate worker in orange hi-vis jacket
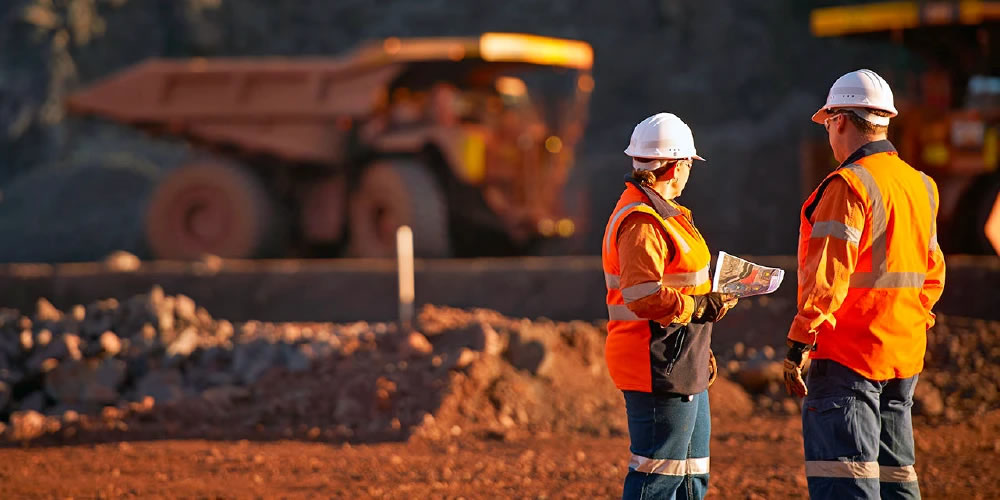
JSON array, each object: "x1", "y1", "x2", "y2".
[
  {"x1": 784, "y1": 69, "x2": 946, "y2": 500},
  {"x1": 602, "y1": 112, "x2": 738, "y2": 500}
]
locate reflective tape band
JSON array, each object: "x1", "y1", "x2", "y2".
[
  {"x1": 622, "y1": 281, "x2": 661, "y2": 303},
  {"x1": 845, "y1": 165, "x2": 926, "y2": 290},
  {"x1": 661, "y1": 265, "x2": 710, "y2": 288},
  {"x1": 605, "y1": 272, "x2": 620, "y2": 290},
  {"x1": 604, "y1": 202, "x2": 643, "y2": 254},
  {"x1": 805, "y1": 460, "x2": 880, "y2": 479},
  {"x1": 630, "y1": 455, "x2": 710, "y2": 476},
  {"x1": 846, "y1": 165, "x2": 888, "y2": 274},
  {"x1": 607, "y1": 303, "x2": 641, "y2": 321},
  {"x1": 812, "y1": 220, "x2": 862, "y2": 245},
  {"x1": 879, "y1": 465, "x2": 918, "y2": 483},
  {"x1": 920, "y1": 173, "x2": 938, "y2": 252},
  {"x1": 850, "y1": 271, "x2": 927, "y2": 289}
]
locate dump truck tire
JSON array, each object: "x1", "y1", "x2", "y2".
[
  {"x1": 348, "y1": 161, "x2": 450, "y2": 258},
  {"x1": 145, "y1": 161, "x2": 278, "y2": 259}
]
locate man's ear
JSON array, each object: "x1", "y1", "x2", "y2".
[{"x1": 836, "y1": 115, "x2": 849, "y2": 134}]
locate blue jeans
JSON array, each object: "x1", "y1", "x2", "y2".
[
  {"x1": 802, "y1": 359, "x2": 921, "y2": 499},
  {"x1": 622, "y1": 390, "x2": 710, "y2": 500}
]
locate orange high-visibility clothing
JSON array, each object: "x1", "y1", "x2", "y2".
[
  {"x1": 789, "y1": 140, "x2": 946, "y2": 380},
  {"x1": 602, "y1": 180, "x2": 712, "y2": 394}
]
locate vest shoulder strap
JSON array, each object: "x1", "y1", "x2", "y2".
[{"x1": 804, "y1": 163, "x2": 866, "y2": 222}]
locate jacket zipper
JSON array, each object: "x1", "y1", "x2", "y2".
[{"x1": 665, "y1": 325, "x2": 687, "y2": 375}]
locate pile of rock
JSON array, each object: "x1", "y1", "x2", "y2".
[
  {"x1": 0, "y1": 294, "x2": 630, "y2": 444},
  {"x1": 0, "y1": 286, "x2": 356, "y2": 441},
  {"x1": 122, "y1": 305, "x2": 630, "y2": 445}
]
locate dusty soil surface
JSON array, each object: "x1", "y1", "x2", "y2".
[{"x1": 2, "y1": 412, "x2": 998, "y2": 499}]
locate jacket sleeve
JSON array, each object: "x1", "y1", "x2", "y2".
[
  {"x1": 920, "y1": 184, "x2": 946, "y2": 329},
  {"x1": 787, "y1": 178, "x2": 865, "y2": 345},
  {"x1": 616, "y1": 213, "x2": 696, "y2": 325}
]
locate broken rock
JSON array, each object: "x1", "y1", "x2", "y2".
[
  {"x1": 401, "y1": 332, "x2": 433, "y2": 358},
  {"x1": 166, "y1": 327, "x2": 200, "y2": 358},
  {"x1": 9, "y1": 410, "x2": 46, "y2": 441}
]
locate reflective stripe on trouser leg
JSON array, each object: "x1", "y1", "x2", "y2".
[
  {"x1": 622, "y1": 390, "x2": 710, "y2": 500},
  {"x1": 879, "y1": 374, "x2": 921, "y2": 499},
  {"x1": 802, "y1": 359, "x2": 881, "y2": 500}
]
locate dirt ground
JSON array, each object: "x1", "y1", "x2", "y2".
[{"x1": 2, "y1": 411, "x2": 998, "y2": 499}]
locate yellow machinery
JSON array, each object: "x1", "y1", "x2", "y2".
[{"x1": 806, "y1": 1, "x2": 1000, "y2": 254}]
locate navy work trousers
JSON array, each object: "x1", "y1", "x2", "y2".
[
  {"x1": 622, "y1": 390, "x2": 710, "y2": 500},
  {"x1": 802, "y1": 359, "x2": 921, "y2": 499}
]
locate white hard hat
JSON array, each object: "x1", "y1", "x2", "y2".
[
  {"x1": 624, "y1": 113, "x2": 705, "y2": 169},
  {"x1": 812, "y1": 69, "x2": 898, "y2": 126}
]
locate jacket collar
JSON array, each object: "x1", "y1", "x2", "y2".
[
  {"x1": 839, "y1": 139, "x2": 897, "y2": 168},
  {"x1": 624, "y1": 174, "x2": 682, "y2": 219}
]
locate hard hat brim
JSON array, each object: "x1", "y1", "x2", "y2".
[
  {"x1": 625, "y1": 149, "x2": 707, "y2": 161},
  {"x1": 627, "y1": 153, "x2": 706, "y2": 168},
  {"x1": 811, "y1": 107, "x2": 832, "y2": 125},
  {"x1": 812, "y1": 105, "x2": 898, "y2": 125}
]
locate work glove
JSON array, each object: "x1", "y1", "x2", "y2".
[
  {"x1": 708, "y1": 349, "x2": 718, "y2": 388},
  {"x1": 783, "y1": 340, "x2": 811, "y2": 398},
  {"x1": 690, "y1": 293, "x2": 739, "y2": 323}
]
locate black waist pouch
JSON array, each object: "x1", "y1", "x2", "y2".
[{"x1": 649, "y1": 321, "x2": 713, "y2": 395}]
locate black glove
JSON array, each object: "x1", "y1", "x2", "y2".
[{"x1": 690, "y1": 293, "x2": 738, "y2": 323}]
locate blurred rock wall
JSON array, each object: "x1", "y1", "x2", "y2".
[{"x1": 0, "y1": 0, "x2": 911, "y2": 260}]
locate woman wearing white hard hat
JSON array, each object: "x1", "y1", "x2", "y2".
[{"x1": 601, "y1": 112, "x2": 738, "y2": 499}]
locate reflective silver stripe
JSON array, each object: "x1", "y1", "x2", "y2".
[
  {"x1": 604, "y1": 202, "x2": 643, "y2": 254},
  {"x1": 622, "y1": 281, "x2": 661, "y2": 303},
  {"x1": 850, "y1": 271, "x2": 927, "y2": 288},
  {"x1": 605, "y1": 272, "x2": 620, "y2": 289},
  {"x1": 845, "y1": 164, "x2": 924, "y2": 289},
  {"x1": 879, "y1": 465, "x2": 918, "y2": 482},
  {"x1": 607, "y1": 303, "x2": 641, "y2": 321},
  {"x1": 847, "y1": 165, "x2": 887, "y2": 273},
  {"x1": 920, "y1": 173, "x2": 939, "y2": 252},
  {"x1": 661, "y1": 265, "x2": 710, "y2": 288},
  {"x1": 630, "y1": 455, "x2": 710, "y2": 476},
  {"x1": 805, "y1": 460, "x2": 880, "y2": 479},
  {"x1": 812, "y1": 220, "x2": 862, "y2": 245}
]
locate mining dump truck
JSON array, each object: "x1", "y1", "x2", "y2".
[
  {"x1": 805, "y1": 1, "x2": 1000, "y2": 255},
  {"x1": 66, "y1": 33, "x2": 594, "y2": 259}
]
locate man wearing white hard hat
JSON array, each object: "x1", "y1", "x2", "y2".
[
  {"x1": 601, "y1": 112, "x2": 738, "y2": 499},
  {"x1": 783, "y1": 69, "x2": 946, "y2": 499}
]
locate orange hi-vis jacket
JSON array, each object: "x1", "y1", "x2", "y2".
[
  {"x1": 602, "y1": 180, "x2": 713, "y2": 394},
  {"x1": 789, "y1": 140, "x2": 946, "y2": 380}
]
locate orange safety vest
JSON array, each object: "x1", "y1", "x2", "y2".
[
  {"x1": 799, "y1": 143, "x2": 939, "y2": 380},
  {"x1": 602, "y1": 181, "x2": 712, "y2": 393}
]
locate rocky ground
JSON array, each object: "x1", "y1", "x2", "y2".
[{"x1": 0, "y1": 291, "x2": 997, "y2": 497}]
